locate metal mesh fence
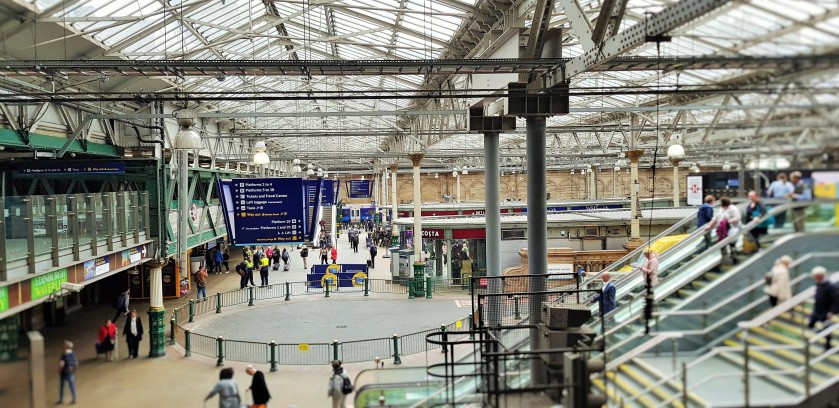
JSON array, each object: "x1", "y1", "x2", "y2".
[
  {"x1": 192, "y1": 296, "x2": 219, "y2": 316},
  {"x1": 339, "y1": 338, "x2": 392, "y2": 363},
  {"x1": 190, "y1": 332, "x2": 217, "y2": 358},
  {"x1": 226, "y1": 340, "x2": 270, "y2": 363},
  {"x1": 276, "y1": 342, "x2": 331, "y2": 365},
  {"x1": 221, "y1": 289, "x2": 249, "y2": 307},
  {"x1": 253, "y1": 284, "x2": 284, "y2": 301}
]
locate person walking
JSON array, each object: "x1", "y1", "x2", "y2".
[
  {"x1": 259, "y1": 255, "x2": 270, "y2": 286},
  {"x1": 767, "y1": 172, "x2": 793, "y2": 228},
  {"x1": 206, "y1": 249, "x2": 216, "y2": 276},
  {"x1": 710, "y1": 196, "x2": 741, "y2": 264},
  {"x1": 222, "y1": 250, "x2": 230, "y2": 273},
  {"x1": 639, "y1": 248, "x2": 659, "y2": 288},
  {"x1": 320, "y1": 246, "x2": 328, "y2": 265},
  {"x1": 58, "y1": 340, "x2": 78, "y2": 405},
  {"x1": 697, "y1": 195, "x2": 715, "y2": 250},
  {"x1": 808, "y1": 266, "x2": 839, "y2": 351},
  {"x1": 205, "y1": 367, "x2": 242, "y2": 408},
  {"x1": 744, "y1": 191, "x2": 768, "y2": 248},
  {"x1": 112, "y1": 289, "x2": 130, "y2": 323},
  {"x1": 594, "y1": 272, "x2": 617, "y2": 314},
  {"x1": 96, "y1": 319, "x2": 117, "y2": 361},
  {"x1": 764, "y1": 256, "x2": 793, "y2": 307},
  {"x1": 328, "y1": 360, "x2": 351, "y2": 408},
  {"x1": 123, "y1": 309, "x2": 144, "y2": 359},
  {"x1": 246, "y1": 259, "x2": 256, "y2": 287},
  {"x1": 195, "y1": 267, "x2": 208, "y2": 300},
  {"x1": 331, "y1": 246, "x2": 338, "y2": 264},
  {"x1": 786, "y1": 171, "x2": 812, "y2": 233},
  {"x1": 300, "y1": 246, "x2": 309, "y2": 269},
  {"x1": 214, "y1": 248, "x2": 224, "y2": 274},
  {"x1": 369, "y1": 243, "x2": 378, "y2": 269},
  {"x1": 281, "y1": 247, "x2": 290, "y2": 268},
  {"x1": 246, "y1": 365, "x2": 271, "y2": 408}
]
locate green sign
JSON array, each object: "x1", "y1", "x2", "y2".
[
  {"x1": 31, "y1": 269, "x2": 68, "y2": 300},
  {"x1": 0, "y1": 287, "x2": 7, "y2": 312}
]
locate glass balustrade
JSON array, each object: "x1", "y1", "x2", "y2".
[{"x1": 0, "y1": 191, "x2": 150, "y2": 281}]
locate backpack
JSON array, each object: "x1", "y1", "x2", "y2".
[
  {"x1": 340, "y1": 374, "x2": 353, "y2": 395},
  {"x1": 716, "y1": 217, "x2": 729, "y2": 241}
]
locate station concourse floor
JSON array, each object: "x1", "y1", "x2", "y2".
[{"x1": 0, "y1": 229, "x2": 463, "y2": 408}]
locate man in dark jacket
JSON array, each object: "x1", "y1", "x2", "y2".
[
  {"x1": 123, "y1": 309, "x2": 144, "y2": 359},
  {"x1": 246, "y1": 365, "x2": 271, "y2": 406},
  {"x1": 594, "y1": 272, "x2": 617, "y2": 315},
  {"x1": 809, "y1": 266, "x2": 839, "y2": 350}
]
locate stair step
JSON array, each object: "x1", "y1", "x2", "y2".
[
  {"x1": 733, "y1": 333, "x2": 839, "y2": 379},
  {"x1": 593, "y1": 370, "x2": 658, "y2": 408},
  {"x1": 704, "y1": 272, "x2": 721, "y2": 281},
  {"x1": 718, "y1": 349, "x2": 804, "y2": 395},
  {"x1": 633, "y1": 359, "x2": 707, "y2": 407},
  {"x1": 618, "y1": 364, "x2": 675, "y2": 407}
]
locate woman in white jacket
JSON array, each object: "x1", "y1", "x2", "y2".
[{"x1": 765, "y1": 255, "x2": 793, "y2": 307}]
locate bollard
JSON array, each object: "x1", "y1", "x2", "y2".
[
  {"x1": 408, "y1": 278, "x2": 415, "y2": 299},
  {"x1": 216, "y1": 336, "x2": 225, "y2": 366},
  {"x1": 468, "y1": 278, "x2": 474, "y2": 296},
  {"x1": 188, "y1": 300, "x2": 195, "y2": 323},
  {"x1": 440, "y1": 324, "x2": 447, "y2": 353},
  {"x1": 216, "y1": 292, "x2": 222, "y2": 314},
  {"x1": 249, "y1": 286, "x2": 255, "y2": 306},
  {"x1": 392, "y1": 334, "x2": 401, "y2": 365},
  {"x1": 184, "y1": 329, "x2": 192, "y2": 357},
  {"x1": 325, "y1": 278, "x2": 331, "y2": 298},
  {"x1": 468, "y1": 313, "x2": 475, "y2": 340},
  {"x1": 514, "y1": 295, "x2": 521, "y2": 319},
  {"x1": 270, "y1": 341, "x2": 278, "y2": 372},
  {"x1": 169, "y1": 318, "x2": 176, "y2": 346},
  {"x1": 332, "y1": 339, "x2": 340, "y2": 361},
  {"x1": 364, "y1": 277, "x2": 369, "y2": 297},
  {"x1": 425, "y1": 277, "x2": 432, "y2": 299},
  {"x1": 284, "y1": 281, "x2": 291, "y2": 301}
]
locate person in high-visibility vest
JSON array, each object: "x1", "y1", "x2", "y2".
[{"x1": 259, "y1": 256, "x2": 270, "y2": 286}]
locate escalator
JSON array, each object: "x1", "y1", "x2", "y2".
[{"x1": 594, "y1": 272, "x2": 839, "y2": 407}]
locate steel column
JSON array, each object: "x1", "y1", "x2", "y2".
[
  {"x1": 179, "y1": 150, "x2": 190, "y2": 281},
  {"x1": 485, "y1": 132, "x2": 502, "y2": 328},
  {"x1": 526, "y1": 117, "x2": 548, "y2": 386}
]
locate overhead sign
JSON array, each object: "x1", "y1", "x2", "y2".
[
  {"x1": 221, "y1": 178, "x2": 308, "y2": 245},
  {"x1": 687, "y1": 176, "x2": 703, "y2": 206},
  {"x1": 346, "y1": 180, "x2": 373, "y2": 198},
  {"x1": 18, "y1": 161, "x2": 125, "y2": 176},
  {"x1": 31, "y1": 269, "x2": 68, "y2": 300},
  {"x1": 321, "y1": 179, "x2": 338, "y2": 206}
]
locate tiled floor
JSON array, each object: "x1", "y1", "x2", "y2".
[{"x1": 0, "y1": 230, "x2": 470, "y2": 408}]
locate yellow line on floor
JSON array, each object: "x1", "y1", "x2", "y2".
[{"x1": 618, "y1": 365, "x2": 682, "y2": 408}]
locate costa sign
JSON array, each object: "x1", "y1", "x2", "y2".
[{"x1": 421, "y1": 229, "x2": 444, "y2": 239}]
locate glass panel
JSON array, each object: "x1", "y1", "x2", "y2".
[
  {"x1": 124, "y1": 192, "x2": 135, "y2": 238},
  {"x1": 4, "y1": 196, "x2": 28, "y2": 262},
  {"x1": 95, "y1": 194, "x2": 108, "y2": 244},
  {"x1": 58, "y1": 196, "x2": 74, "y2": 251},
  {"x1": 137, "y1": 192, "x2": 146, "y2": 234},
  {"x1": 31, "y1": 196, "x2": 50, "y2": 257},
  {"x1": 77, "y1": 195, "x2": 92, "y2": 247}
]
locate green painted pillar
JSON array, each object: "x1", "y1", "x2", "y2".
[
  {"x1": 413, "y1": 262, "x2": 425, "y2": 298},
  {"x1": 147, "y1": 260, "x2": 168, "y2": 358}
]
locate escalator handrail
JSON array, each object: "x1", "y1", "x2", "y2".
[
  {"x1": 600, "y1": 247, "x2": 839, "y2": 354},
  {"x1": 594, "y1": 199, "x2": 838, "y2": 317},
  {"x1": 585, "y1": 201, "x2": 726, "y2": 284},
  {"x1": 653, "y1": 251, "x2": 839, "y2": 318},
  {"x1": 621, "y1": 272, "x2": 839, "y2": 406}
]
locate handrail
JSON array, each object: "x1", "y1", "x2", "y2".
[
  {"x1": 653, "y1": 252, "x2": 839, "y2": 318},
  {"x1": 591, "y1": 199, "x2": 838, "y2": 321},
  {"x1": 605, "y1": 332, "x2": 682, "y2": 371},
  {"x1": 740, "y1": 270, "x2": 839, "y2": 330}
]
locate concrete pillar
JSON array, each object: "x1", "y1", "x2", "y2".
[
  {"x1": 672, "y1": 159, "x2": 681, "y2": 207},
  {"x1": 148, "y1": 260, "x2": 167, "y2": 357},
  {"x1": 485, "y1": 132, "x2": 501, "y2": 327},
  {"x1": 456, "y1": 173, "x2": 461, "y2": 203},
  {"x1": 28, "y1": 331, "x2": 45, "y2": 408},
  {"x1": 409, "y1": 153, "x2": 425, "y2": 296},
  {"x1": 390, "y1": 164, "x2": 399, "y2": 247},
  {"x1": 590, "y1": 166, "x2": 597, "y2": 199},
  {"x1": 625, "y1": 150, "x2": 645, "y2": 250},
  {"x1": 526, "y1": 117, "x2": 548, "y2": 385}
]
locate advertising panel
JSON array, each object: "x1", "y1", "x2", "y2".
[
  {"x1": 687, "y1": 176, "x2": 703, "y2": 206},
  {"x1": 83, "y1": 256, "x2": 111, "y2": 280},
  {"x1": 31, "y1": 269, "x2": 68, "y2": 300}
]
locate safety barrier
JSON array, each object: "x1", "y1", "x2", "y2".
[{"x1": 170, "y1": 278, "x2": 470, "y2": 367}]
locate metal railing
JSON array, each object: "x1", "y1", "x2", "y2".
[
  {"x1": 169, "y1": 279, "x2": 470, "y2": 367},
  {"x1": 617, "y1": 271, "x2": 839, "y2": 407}
]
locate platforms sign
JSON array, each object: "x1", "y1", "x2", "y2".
[
  {"x1": 18, "y1": 161, "x2": 125, "y2": 176},
  {"x1": 687, "y1": 176, "x2": 703, "y2": 206},
  {"x1": 227, "y1": 178, "x2": 307, "y2": 245},
  {"x1": 346, "y1": 180, "x2": 373, "y2": 198}
]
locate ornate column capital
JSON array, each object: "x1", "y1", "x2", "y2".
[
  {"x1": 670, "y1": 158, "x2": 682, "y2": 166},
  {"x1": 625, "y1": 149, "x2": 645, "y2": 162},
  {"x1": 408, "y1": 153, "x2": 424, "y2": 167},
  {"x1": 389, "y1": 164, "x2": 398, "y2": 172}
]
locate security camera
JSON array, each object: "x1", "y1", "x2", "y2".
[{"x1": 60, "y1": 282, "x2": 84, "y2": 293}]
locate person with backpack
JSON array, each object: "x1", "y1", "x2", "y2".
[
  {"x1": 195, "y1": 267, "x2": 208, "y2": 300},
  {"x1": 281, "y1": 247, "x2": 290, "y2": 267},
  {"x1": 58, "y1": 340, "x2": 78, "y2": 405},
  {"x1": 327, "y1": 360, "x2": 352, "y2": 408},
  {"x1": 112, "y1": 289, "x2": 130, "y2": 323},
  {"x1": 214, "y1": 249, "x2": 223, "y2": 274},
  {"x1": 300, "y1": 246, "x2": 309, "y2": 269},
  {"x1": 697, "y1": 195, "x2": 715, "y2": 250},
  {"x1": 369, "y1": 244, "x2": 378, "y2": 268},
  {"x1": 205, "y1": 367, "x2": 242, "y2": 408},
  {"x1": 222, "y1": 250, "x2": 230, "y2": 273}
]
